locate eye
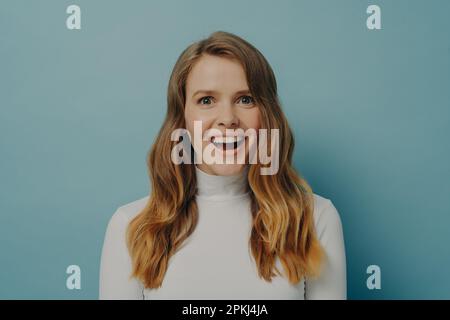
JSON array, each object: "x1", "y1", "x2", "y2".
[
  {"x1": 197, "y1": 96, "x2": 214, "y2": 105},
  {"x1": 238, "y1": 95, "x2": 254, "y2": 105}
]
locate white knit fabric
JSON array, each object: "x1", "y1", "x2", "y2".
[{"x1": 99, "y1": 165, "x2": 346, "y2": 299}]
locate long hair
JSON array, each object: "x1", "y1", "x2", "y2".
[{"x1": 126, "y1": 31, "x2": 324, "y2": 289}]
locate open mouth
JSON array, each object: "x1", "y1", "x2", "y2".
[{"x1": 211, "y1": 135, "x2": 245, "y2": 151}]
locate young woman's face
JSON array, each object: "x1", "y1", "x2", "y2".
[{"x1": 184, "y1": 54, "x2": 261, "y2": 176}]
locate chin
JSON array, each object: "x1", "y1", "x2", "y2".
[{"x1": 205, "y1": 163, "x2": 246, "y2": 176}]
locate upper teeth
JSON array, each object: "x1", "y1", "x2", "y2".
[{"x1": 212, "y1": 136, "x2": 244, "y2": 144}]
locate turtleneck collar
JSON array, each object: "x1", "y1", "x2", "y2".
[{"x1": 195, "y1": 165, "x2": 251, "y2": 200}]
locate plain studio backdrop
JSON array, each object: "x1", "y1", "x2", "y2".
[{"x1": 0, "y1": 0, "x2": 449, "y2": 299}]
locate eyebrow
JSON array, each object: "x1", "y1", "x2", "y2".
[{"x1": 192, "y1": 89, "x2": 251, "y2": 99}]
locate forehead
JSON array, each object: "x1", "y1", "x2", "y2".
[{"x1": 186, "y1": 54, "x2": 249, "y2": 93}]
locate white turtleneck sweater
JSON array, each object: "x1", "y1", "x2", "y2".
[{"x1": 99, "y1": 166, "x2": 346, "y2": 299}]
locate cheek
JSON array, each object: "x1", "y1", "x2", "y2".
[
  {"x1": 242, "y1": 108, "x2": 262, "y2": 130},
  {"x1": 184, "y1": 104, "x2": 201, "y2": 132},
  {"x1": 184, "y1": 104, "x2": 195, "y2": 126},
  {"x1": 184, "y1": 104, "x2": 213, "y2": 138},
  {"x1": 184, "y1": 111, "x2": 193, "y2": 136}
]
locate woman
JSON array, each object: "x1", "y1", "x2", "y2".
[{"x1": 99, "y1": 31, "x2": 346, "y2": 299}]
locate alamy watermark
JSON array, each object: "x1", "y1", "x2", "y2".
[{"x1": 170, "y1": 121, "x2": 280, "y2": 175}]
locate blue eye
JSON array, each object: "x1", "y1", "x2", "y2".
[
  {"x1": 198, "y1": 96, "x2": 213, "y2": 105},
  {"x1": 239, "y1": 95, "x2": 254, "y2": 105}
]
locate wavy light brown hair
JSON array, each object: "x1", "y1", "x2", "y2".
[{"x1": 126, "y1": 31, "x2": 324, "y2": 289}]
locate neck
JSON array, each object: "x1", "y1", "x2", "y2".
[{"x1": 195, "y1": 165, "x2": 250, "y2": 200}]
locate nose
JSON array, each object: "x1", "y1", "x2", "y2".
[{"x1": 216, "y1": 102, "x2": 239, "y2": 129}]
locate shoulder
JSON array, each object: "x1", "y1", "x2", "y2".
[
  {"x1": 115, "y1": 195, "x2": 150, "y2": 220},
  {"x1": 311, "y1": 193, "x2": 344, "y2": 241},
  {"x1": 106, "y1": 195, "x2": 150, "y2": 232}
]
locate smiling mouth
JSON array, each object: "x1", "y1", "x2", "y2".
[{"x1": 211, "y1": 135, "x2": 245, "y2": 151}]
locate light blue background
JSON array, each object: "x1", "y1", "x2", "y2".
[{"x1": 1, "y1": 0, "x2": 449, "y2": 299}]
